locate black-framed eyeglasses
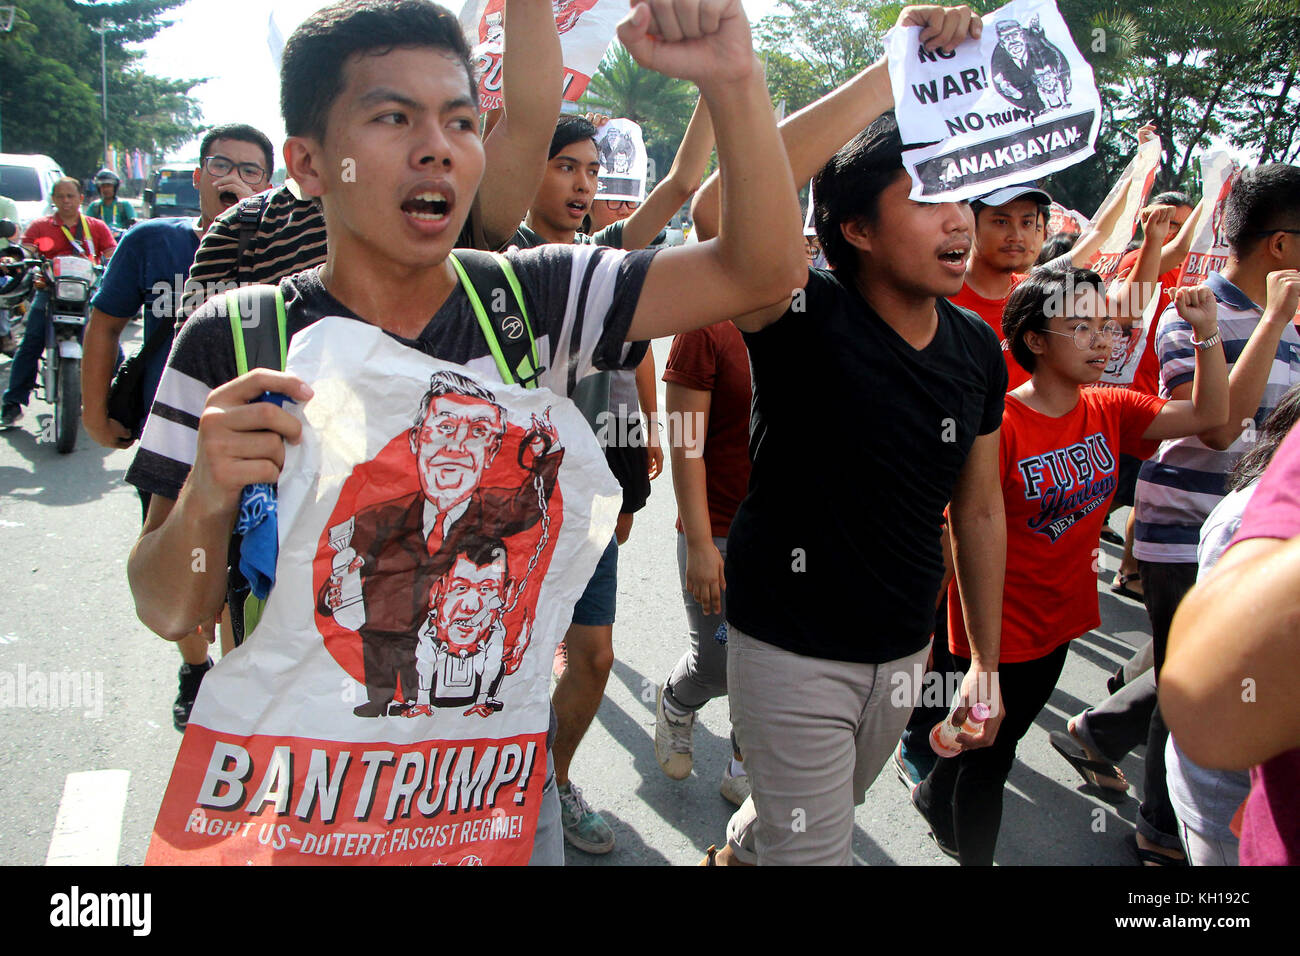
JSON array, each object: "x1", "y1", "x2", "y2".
[
  {"x1": 1043, "y1": 321, "x2": 1124, "y2": 350},
  {"x1": 600, "y1": 199, "x2": 638, "y2": 210},
  {"x1": 203, "y1": 154, "x2": 268, "y2": 185}
]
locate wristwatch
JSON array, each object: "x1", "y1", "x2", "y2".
[{"x1": 1191, "y1": 329, "x2": 1222, "y2": 351}]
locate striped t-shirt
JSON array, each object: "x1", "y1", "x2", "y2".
[
  {"x1": 129, "y1": 243, "x2": 653, "y2": 503},
  {"x1": 180, "y1": 186, "x2": 486, "y2": 323},
  {"x1": 1133, "y1": 271, "x2": 1300, "y2": 564}
]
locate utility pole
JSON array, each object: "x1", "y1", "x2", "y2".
[
  {"x1": 0, "y1": 6, "x2": 16, "y2": 151},
  {"x1": 90, "y1": 19, "x2": 111, "y2": 166}
]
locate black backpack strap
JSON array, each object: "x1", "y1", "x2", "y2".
[
  {"x1": 448, "y1": 249, "x2": 543, "y2": 389},
  {"x1": 234, "y1": 192, "x2": 270, "y2": 285},
  {"x1": 225, "y1": 284, "x2": 287, "y2": 375}
]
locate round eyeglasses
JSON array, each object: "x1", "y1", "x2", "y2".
[{"x1": 1043, "y1": 321, "x2": 1124, "y2": 350}]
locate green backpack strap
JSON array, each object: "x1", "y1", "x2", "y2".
[
  {"x1": 224, "y1": 284, "x2": 287, "y2": 643},
  {"x1": 448, "y1": 249, "x2": 542, "y2": 388}
]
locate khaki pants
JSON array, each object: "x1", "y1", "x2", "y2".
[{"x1": 725, "y1": 627, "x2": 929, "y2": 865}]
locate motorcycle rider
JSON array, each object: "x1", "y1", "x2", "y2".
[
  {"x1": 86, "y1": 169, "x2": 135, "y2": 234},
  {"x1": 0, "y1": 191, "x2": 18, "y2": 354},
  {"x1": 1, "y1": 177, "x2": 115, "y2": 428}
]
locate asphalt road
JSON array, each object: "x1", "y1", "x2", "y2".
[{"x1": 2, "y1": 330, "x2": 1159, "y2": 866}]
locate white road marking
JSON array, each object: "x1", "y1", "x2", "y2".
[{"x1": 46, "y1": 769, "x2": 130, "y2": 866}]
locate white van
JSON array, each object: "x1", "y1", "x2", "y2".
[{"x1": 0, "y1": 153, "x2": 66, "y2": 230}]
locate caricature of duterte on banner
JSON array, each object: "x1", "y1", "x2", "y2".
[
  {"x1": 461, "y1": 0, "x2": 624, "y2": 110},
  {"x1": 146, "y1": 319, "x2": 619, "y2": 866}
]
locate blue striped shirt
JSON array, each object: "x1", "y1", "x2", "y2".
[{"x1": 1134, "y1": 272, "x2": 1300, "y2": 563}]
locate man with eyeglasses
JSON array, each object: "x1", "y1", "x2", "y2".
[
  {"x1": 589, "y1": 197, "x2": 638, "y2": 232},
  {"x1": 1129, "y1": 162, "x2": 1300, "y2": 864},
  {"x1": 78, "y1": 123, "x2": 274, "y2": 732}
]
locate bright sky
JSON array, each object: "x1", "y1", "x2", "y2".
[{"x1": 136, "y1": 0, "x2": 783, "y2": 163}]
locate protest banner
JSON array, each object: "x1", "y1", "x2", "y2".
[
  {"x1": 595, "y1": 119, "x2": 648, "y2": 202},
  {"x1": 1095, "y1": 151, "x2": 1238, "y2": 387},
  {"x1": 459, "y1": 0, "x2": 623, "y2": 111},
  {"x1": 1176, "y1": 150, "x2": 1240, "y2": 289},
  {"x1": 146, "y1": 318, "x2": 620, "y2": 865},
  {"x1": 1046, "y1": 200, "x2": 1086, "y2": 236},
  {"x1": 1092, "y1": 135, "x2": 1162, "y2": 282},
  {"x1": 1090, "y1": 136, "x2": 1163, "y2": 385},
  {"x1": 885, "y1": 0, "x2": 1100, "y2": 202}
]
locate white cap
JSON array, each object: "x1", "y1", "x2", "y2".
[{"x1": 975, "y1": 184, "x2": 1052, "y2": 207}]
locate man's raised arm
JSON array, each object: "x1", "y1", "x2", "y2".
[
  {"x1": 477, "y1": 0, "x2": 563, "y2": 249},
  {"x1": 690, "y1": 5, "x2": 981, "y2": 244},
  {"x1": 622, "y1": 0, "x2": 804, "y2": 340}
]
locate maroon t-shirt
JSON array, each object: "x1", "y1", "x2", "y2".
[
  {"x1": 663, "y1": 321, "x2": 752, "y2": 538},
  {"x1": 1229, "y1": 426, "x2": 1300, "y2": 865}
]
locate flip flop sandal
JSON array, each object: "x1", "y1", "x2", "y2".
[
  {"x1": 1110, "y1": 572, "x2": 1143, "y2": 601},
  {"x1": 1126, "y1": 832, "x2": 1187, "y2": 866},
  {"x1": 1050, "y1": 731, "x2": 1130, "y2": 793}
]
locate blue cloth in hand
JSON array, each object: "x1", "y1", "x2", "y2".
[{"x1": 236, "y1": 392, "x2": 291, "y2": 600}]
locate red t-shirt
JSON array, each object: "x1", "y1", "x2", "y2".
[
  {"x1": 663, "y1": 321, "x2": 753, "y2": 538},
  {"x1": 949, "y1": 387, "x2": 1166, "y2": 663},
  {"x1": 1228, "y1": 426, "x2": 1300, "y2": 865},
  {"x1": 1114, "y1": 249, "x2": 1180, "y2": 396},
  {"x1": 949, "y1": 279, "x2": 1031, "y2": 390},
  {"x1": 22, "y1": 214, "x2": 115, "y2": 263}
]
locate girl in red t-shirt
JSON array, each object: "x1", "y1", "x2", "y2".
[{"x1": 911, "y1": 263, "x2": 1228, "y2": 865}]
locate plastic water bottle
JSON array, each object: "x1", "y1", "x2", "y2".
[{"x1": 930, "y1": 702, "x2": 991, "y2": 757}]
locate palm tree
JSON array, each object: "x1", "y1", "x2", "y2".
[
  {"x1": 580, "y1": 42, "x2": 696, "y2": 129},
  {"x1": 579, "y1": 43, "x2": 697, "y2": 175}
]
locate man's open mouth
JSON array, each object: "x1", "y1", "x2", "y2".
[
  {"x1": 402, "y1": 191, "x2": 450, "y2": 221},
  {"x1": 566, "y1": 200, "x2": 587, "y2": 215},
  {"x1": 939, "y1": 246, "x2": 969, "y2": 264}
]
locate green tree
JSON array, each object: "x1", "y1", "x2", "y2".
[
  {"x1": 742, "y1": 0, "x2": 1298, "y2": 217},
  {"x1": 579, "y1": 42, "x2": 697, "y2": 178},
  {"x1": 754, "y1": 0, "x2": 900, "y2": 113},
  {"x1": 1046, "y1": 0, "x2": 1298, "y2": 212},
  {"x1": 0, "y1": 0, "x2": 203, "y2": 177}
]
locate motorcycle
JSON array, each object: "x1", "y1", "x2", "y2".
[
  {"x1": 107, "y1": 218, "x2": 136, "y2": 243},
  {"x1": 0, "y1": 219, "x2": 101, "y2": 453}
]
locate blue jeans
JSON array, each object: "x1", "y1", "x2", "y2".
[
  {"x1": 2, "y1": 292, "x2": 120, "y2": 409},
  {"x1": 2, "y1": 290, "x2": 48, "y2": 408}
]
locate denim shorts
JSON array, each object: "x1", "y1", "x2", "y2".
[{"x1": 571, "y1": 537, "x2": 618, "y2": 626}]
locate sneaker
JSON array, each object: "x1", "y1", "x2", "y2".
[
  {"x1": 719, "y1": 762, "x2": 751, "y2": 807},
  {"x1": 893, "y1": 739, "x2": 937, "y2": 789},
  {"x1": 173, "y1": 658, "x2": 213, "y2": 732},
  {"x1": 654, "y1": 684, "x2": 694, "y2": 780},
  {"x1": 0, "y1": 403, "x2": 21, "y2": 428},
  {"x1": 909, "y1": 781, "x2": 959, "y2": 860},
  {"x1": 557, "y1": 781, "x2": 614, "y2": 854}
]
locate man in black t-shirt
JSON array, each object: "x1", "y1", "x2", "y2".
[{"x1": 692, "y1": 7, "x2": 1005, "y2": 863}]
